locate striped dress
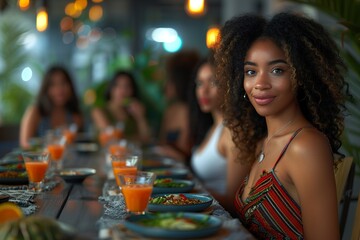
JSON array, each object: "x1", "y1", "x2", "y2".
[{"x1": 235, "y1": 128, "x2": 304, "y2": 240}]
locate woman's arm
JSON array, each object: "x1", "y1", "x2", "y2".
[
  {"x1": 19, "y1": 106, "x2": 40, "y2": 149},
  {"x1": 91, "y1": 107, "x2": 110, "y2": 130},
  {"x1": 288, "y1": 129, "x2": 339, "y2": 240},
  {"x1": 216, "y1": 127, "x2": 251, "y2": 215},
  {"x1": 127, "y1": 100, "x2": 151, "y2": 143}
]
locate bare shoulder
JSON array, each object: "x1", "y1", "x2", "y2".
[
  {"x1": 286, "y1": 127, "x2": 334, "y2": 176},
  {"x1": 165, "y1": 102, "x2": 188, "y2": 120}
]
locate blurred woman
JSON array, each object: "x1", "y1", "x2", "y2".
[
  {"x1": 216, "y1": 12, "x2": 349, "y2": 239},
  {"x1": 20, "y1": 66, "x2": 83, "y2": 149},
  {"x1": 91, "y1": 70, "x2": 150, "y2": 144},
  {"x1": 189, "y1": 55, "x2": 250, "y2": 214},
  {"x1": 157, "y1": 50, "x2": 200, "y2": 162}
]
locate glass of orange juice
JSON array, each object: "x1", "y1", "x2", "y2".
[
  {"x1": 45, "y1": 130, "x2": 66, "y2": 171},
  {"x1": 118, "y1": 171, "x2": 156, "y2": 215},
  {"x1": 111, "y1": 154, "x2": 138, "y2": 186},
  {"x1": 21, "y1": 151, "x2": 50, "y2": 192}
]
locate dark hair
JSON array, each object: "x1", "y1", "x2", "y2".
[
  {"x1": 104, "y1": 70, "x2": 139, "y2": 101},
  {"x1": 165, "y1": 49, "x2": 200, "y2": 103},
  {"x1": 215, "y1": 12, "x2": 349, "y2": 164},
  {"x1": 189, "y1": 52, "x2": 216, "y2": 146},
  {"x1": 36, "y1": 65, "x2": 81, "y2": 116}
]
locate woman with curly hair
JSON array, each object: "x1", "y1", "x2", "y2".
[{"x1": 215, "y1": 12, "x2": 349, "y2": 239}]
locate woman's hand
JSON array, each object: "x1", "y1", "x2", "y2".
[{"x1": 127, "y1": 99, "x2": 146, "y2": 121}]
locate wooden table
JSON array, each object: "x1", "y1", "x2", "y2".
[
  {"x1": 34, "y1": 146, "x2": 106, "y2": 240},
  {"x1": 27, "y1": 144, "x2": 254, "y2": 239}
]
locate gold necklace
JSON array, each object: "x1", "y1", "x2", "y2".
[{"x1": 258, "y1": 119, "x2": 295, "y2": 163}]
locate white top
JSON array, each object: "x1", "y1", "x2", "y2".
[{"x1": 191, "y1": 123, "x2": 227, "y2": 195}]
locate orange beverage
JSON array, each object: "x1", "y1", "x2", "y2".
[
  {"x1": 99, "y1": 131, "x2": 113, "y2": 146},
  {"x1": 47, "y1": 144, "x2": 64, "y2": 160},
  {"x1": 113, "y1": 167, "x2": 137, "y2": 186},
  {"x1": 121, "y1": 184, "x2": 153, "y2": 213},
  {"x1": 113, "y1": 128, "x2": 123, "y2": 140},
  {"x1": 64, "y1": 130, "x2": 76, "y2": 144},
  {"x1": 25, "y1": 162, "x2": 49, "y2": 182},
  {"x1": 108, "y1": 145, "x2": 127, "y2": 155}
]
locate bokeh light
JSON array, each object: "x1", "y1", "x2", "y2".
[
  {"x1": 163, "y1": 36, "x2": 182, "y2": 52},
  {"x1": 36, "y1": 8, "x2": 48, "y2": 32},
  {"x1": 21, "y1": 67, "x2": 32, "y2": 81},
  {"x1": 89, "y1": 5, "x2": 103, "y2": 22},
  {"x1": 18, "y1": 0, "x2": 30, "y2": 11}
]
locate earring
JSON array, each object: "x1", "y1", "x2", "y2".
[{"x1": 243, "y1": 93, "x2": 247, "y2": 99}]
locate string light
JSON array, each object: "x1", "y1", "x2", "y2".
[
  {"x1": 36, "y1": 7, "x2": 48, "y2": 32},
  {"x1": 18, "y1": 0, "x2": 30, "y2": 11},
  {"x1": 206, "y1": 27, "x2": 220, "y2": 48},
  {"x1": 185, "y1": 0, "x2": 206, "y2": 17}
]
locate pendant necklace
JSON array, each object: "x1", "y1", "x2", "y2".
[{"x1": 258, "y1": 118, "x2": 295, "y2": 163}]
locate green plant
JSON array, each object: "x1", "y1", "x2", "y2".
[
  {"x1": 286, "y1": 0, "x2": 360, "y2": 173},
  {"x1": 0, "y1": 8, "x2": 32, "y2": 124}
]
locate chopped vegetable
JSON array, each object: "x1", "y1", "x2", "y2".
[
  {"x1": 153, "y1": 179, "x2": 187, "y2": 188},
  {"x1": 149, "y1": 194, "x2": 204, "y2": 205}
]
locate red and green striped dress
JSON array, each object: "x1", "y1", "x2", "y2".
[{"x1": 235, "y1": 128, "x2": 304, "y2": 240}]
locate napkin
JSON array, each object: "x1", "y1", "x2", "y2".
[{"x1": 0, "y1": 189, "x2": 37, "y2": 215}]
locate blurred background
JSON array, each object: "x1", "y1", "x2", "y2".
[
  {"x1": 0, "y1": 1, "x2": 359, "y2": 238},
  {"x1": 0, "y1": 0, "x2": 320, "y2": 126}
]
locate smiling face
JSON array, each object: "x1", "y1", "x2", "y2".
[
  {"x1": 243, "y1": 38, "x2": 298, "y2": 118},
  {"x1": 195, "y1": 63, "x2": 220, "y2": 113}
]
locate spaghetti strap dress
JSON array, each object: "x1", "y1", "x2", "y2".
[{"x1": 235, "y1": 128, "x2": 306, "y2": 240}]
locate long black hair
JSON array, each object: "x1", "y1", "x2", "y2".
[
  {"x1": 188, "y1": 52, "x2": 216, "y2": 147},
  {"x1": 36, "y1": 65, "x2": 81, "y2": 116},
  {"x1": 104, "y1": 70, "x2": 139, "y2": 101}
]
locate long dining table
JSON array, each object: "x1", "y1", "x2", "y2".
[{"x1": 1, "y1": 141, "x2": 255, "y2": 240}]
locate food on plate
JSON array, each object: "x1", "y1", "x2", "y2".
[
  {"x1": 138, "y1": 213, "x2": 210, "y2": 230},
  {"x1": 153, "y1": 178, "x2": 187, "y2": 188},
  {"x1": 149, "y1": 194, "x2": 204, "y2": 205},
  {"x1": 0, "y1": 171, "x2": 27, "y2": 178}
]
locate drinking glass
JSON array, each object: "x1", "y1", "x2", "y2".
[
  {"x1": 111, "y1": 154, "x2": 139, "y2": 187},
  {"x1": 22, "y1": 151, "x2": 50, "y2": 192},
  {"x1": 118, "y1": 171, "x2": 156, "y2": 215},
  {"x1": 45, "y1": 129, "x2": 66, "y2": 171},
  {"x1": 62, "y1": 123, "x2": 78, "y2": 144}
]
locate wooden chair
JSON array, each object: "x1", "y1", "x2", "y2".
[
  {"x1": 335, "y1": 157, "x2": 354, "y2": 203},
  {"x1": 352, "y1": 192, "x2": 360, "y2": 240},
  {"x1": 334, "y1": 156, "x2": 355, "y2": 238}
]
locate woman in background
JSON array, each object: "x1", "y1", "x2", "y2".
[
  {"x1": 91, "y1": 70, "x2": 150, "y2": 144},
  {"x1": 216, "y1": 12, "x2": 348, "y2": 239},
  {"x1": 20, "y1": 66, "x2": 83, "y2": 149},
  {"x1": 157, "y1": 50, "x2": 200, "y2": 162},
  {"x1": 190, "y1": 54, "x2": 250, "y2": 214}
]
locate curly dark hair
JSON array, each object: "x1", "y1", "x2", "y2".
[
  {"x1": 36, "y1": 65, "x2": 81, "y2": 116},
  {"x1": 215, "y1": 12, "x2": 349, "y2": 164}
]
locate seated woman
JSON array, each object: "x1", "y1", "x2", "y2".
[
  {"x1": 20, "y1": 66, "x2": 83, "y2": 149},
  {"x1": 216, "y1": 12, "x2": 349, "y2": 239},
  {"x1": 157, "y1": 50, "x2": 200, "y2": 162},
  {"x1": 189, "y1": 55, "x2": 250, "y2": 214},
  {"x1": 91, "y1": 70, "x2": 151, "y2": 144}
]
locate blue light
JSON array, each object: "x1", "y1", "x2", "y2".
[
  {"x1": 21, "y1": 67, "x2": 32, "y2": 81},
  {"x1": 163, "y1": 36, "x2": 182, "y2": 52}
]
